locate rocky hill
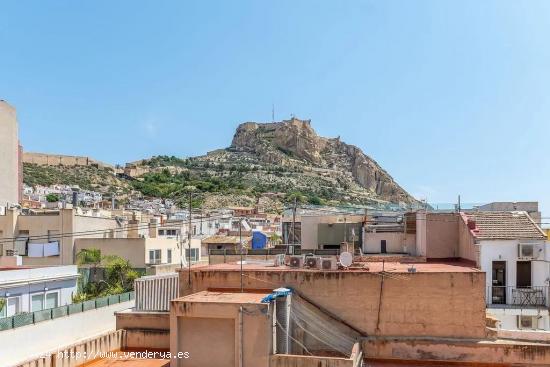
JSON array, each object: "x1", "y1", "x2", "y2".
[
  {"x1": 23, "y1": 118, "x2": 418, "y2": 211},
  {"x1": 228, "y1": 118, "x2": 414, "y2": 204}
]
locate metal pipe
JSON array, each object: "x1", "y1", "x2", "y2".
[{"x1": 239, "y1": 306, "x2": 244, "y2": 367}]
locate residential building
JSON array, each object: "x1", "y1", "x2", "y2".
[
  {"x1": 283, "y1": 213, "x2": 364, "y2": 250},
  {"x1": 363, "y1": 212, "x2": 418, "y2": 255},
  {"x1": 0, "y1": 100, "x2": 22, "y2": 209},
  {"x1": 474, "y1": 201, "x2": 542, "y2": 226},
  {"x1": 469, "y1": 211, "x2": 549, "y2": 331},
  {"x1": 74, "y1": 237, "x2": 181, "y2": 269},
  {"x1": 0, "y1": 207, "x2": 126, "y2": 266},
  {"x1": 201, "y1": 235, "x2": 245, "y2": 254},
  {"x1": 0, "y1": 257, "x2": 78, "y2": 317}
]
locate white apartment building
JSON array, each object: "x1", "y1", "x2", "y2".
[
  {"x1": 467, "y1": 211, "x2": 550, "y2": 331},
  {"x1": 0, "y1": 258, "x2": 78, "y2": 317}
]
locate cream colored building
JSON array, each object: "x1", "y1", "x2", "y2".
[
  {"x1": 0, "y1": 208, "x2": 124, "y2": 266},
  {"x1": 0, "y1": 100, "x2": 21, "y2": 208},
  {"x1": 75, "y1": 237, "x2": 181, "y2": 269}
]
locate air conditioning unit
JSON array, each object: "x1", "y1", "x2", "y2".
[
  {"x1": 518, "y1": 243, "x2": 538, "y2": 260},
  {"x1": 305, "y1": 256, "x2": 321, "y2": 268},
  {"x1": 289, "y1": 256, "x2": 304, "y2": 268},
  {"x1": 321, "y1": 258, "x2": 337, "y2": 270},
  {"x1": 518, "y1": 315, "x2": 538, "y2": 330}
]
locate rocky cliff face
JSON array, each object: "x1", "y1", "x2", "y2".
[
  {"x1": 229, "y1": 118, "x2": 416, "y2": 205},
  {"x1": 24, "y1": 118, "x2": 417, "y2": 210}
]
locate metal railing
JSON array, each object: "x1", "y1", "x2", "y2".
[
  {"x1": 486, "y1": 286, "x2": 548, "y2": 307},
  {"x1": 208, "y1": 248, "x2": 340, "y2": 256},
  {"x1": 0, "y1": 291, "x2": 134, "y2": 332},
  {"x1": 135, "y1": 273, "x2": 178, "y2": 312}
]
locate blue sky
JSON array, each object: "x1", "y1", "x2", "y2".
[{"x1": 1, "y1": 1, "x2": 549, "y2": 219}]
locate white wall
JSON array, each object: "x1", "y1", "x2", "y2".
[
  {"x1": 0, "y1": 279, "x2": 76, "y2": 315},
  {"x1": 0, "y1": 265, "x2": 78, "y2": 314},
  {"x1": 481, "y1": 240, "x2": 550, "y2": 331},
  {"x1": 489, "y1": 308, "x2": 550, "y2": 330},
  {"x1": 363, "y1": 233, "x2": 415, "y2": 254},
  {"x1": 0, "y1": 300, "x2": 133, "y2": 366},
  {"x1": 415, "y1": 211, "x2": 427, "y2": 257},
  {"x1": 479, "y1": 240, "x2": 548, "y2": 290}
]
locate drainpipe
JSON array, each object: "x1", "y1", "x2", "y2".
[{"x1": 239, "y1": 306, "x2": 244, "y2": 367}]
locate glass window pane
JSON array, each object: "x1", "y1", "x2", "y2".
[
  {"x1": 31, "y1": 294, "x2": 44, "y2": 312},
  {"x1": 7, "y1": 298, "x2": 19, "y2": 316},
  {"x1": 46, "y1": 293, "x2": 58, "y2": 309}
]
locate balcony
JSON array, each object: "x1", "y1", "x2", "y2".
[{"x1": 487, "y1": 286, "x2": 549, "y2": 308}]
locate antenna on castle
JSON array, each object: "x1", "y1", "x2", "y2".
[{"x1": 272, "y1": 104, "x2": 275, "y2": 123}]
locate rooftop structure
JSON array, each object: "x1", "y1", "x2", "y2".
[
  {"x1": 0, "y1": 100, "x2": 21, "y2": 208},
  {"x1": 463, "y1": 211, "x2": 546, "y2": 240},
  {"x1": 0, "y1": 260, "x2": 78, "y2": 317}
]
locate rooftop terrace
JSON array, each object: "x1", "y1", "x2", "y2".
[
  {"x1": 174, "y1": 290, "x2": 267, "y2": 304},
  {"x1": 186, "y1": 260, "x2": 480, "y2": 274}
]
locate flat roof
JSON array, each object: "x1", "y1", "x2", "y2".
[
  {"x1": 174, "y1": 291, "x2": 267, "y2": 304},
  {"x1": 186, "y1": 260, "x2": 480, "y2": 274}
]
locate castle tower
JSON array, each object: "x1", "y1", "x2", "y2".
[{"x1": 0, "y1": 100, "x2": 20, "y2": 207}]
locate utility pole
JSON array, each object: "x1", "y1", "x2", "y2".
[
  {"x1": 200, "y1": 208, "x2": 203, "y2": 235},
  {"x1": 291, "y1": 197, "x2": 297, "y2": 245},
  {"x1": 457, "y1": 195, "x2": 461, "y2": 212},
  {"x1": 188, "y1": 191, "x2": 192, "y2": 286},
  {"x1": 239, "y1": 217, "x2": 243, "y2": 293},
  {"x1": 178, "y1": 232, "x2": 183, "y2": 269},
  {"x1": 344, "y1": 216, "x2": 347, "y2": 244}
]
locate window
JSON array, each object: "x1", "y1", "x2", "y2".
[
  {"x1": 1, "y1": 297, "x2": 20, "y2": 317},
  {"x1": 31, "y1": 294, "x2": 44, "y2": 312},
  {"x1": 159, "y1": 229, "x2": 177, "y2": 237},
  {"x1": 45, "y1": 292, "x2": 59, "y2": 309},
  {"x1": 185, "y1": 248, "x2": 199, "y2": 262},
  {"x1": 148, "y1": 249, "x2": 161, "y2": 264},
  {"x1": 167, "y1": 249, "x2": 172, "y2": 264},
  {"x1": 517, "y1": 261, "x2": 532, "y2": 288},
  {"x1": 31, "y1": 291, "x2": 59, "y2": 312},
  {"x1": 47, "y1": 230, "x2": 60, "y2": 242}
]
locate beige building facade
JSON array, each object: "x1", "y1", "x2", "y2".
[
  {"x1": 0, "y1": 100, "x2": 21, "y2": 208},
  {"x1": 0, "y1": 208, "x2": 123, "y2": 266}
]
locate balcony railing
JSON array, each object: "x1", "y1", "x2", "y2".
[{"x1": 487, "y1": 286, "x2": 549, "y2": 307}]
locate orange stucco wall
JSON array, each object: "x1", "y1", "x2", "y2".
[
  {"x1": 424, "y1": 213, "x2": 478, "y2": 264},
  {"x1": 425, "y1": 213, "x2": 459, "y2": 258},
  {"x1": 179, "y1": 269, "x2": 487, "y2": 339},
  {"x1": 170, "y1": 298, "x2": 272, "y2": 367},
  {"x1": 363, "y1": 337, "x2": 550, "y2": 365}
]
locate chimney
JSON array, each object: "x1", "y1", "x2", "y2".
[
  {"x1": 149, "y1": 218, "x2": 159, "y2": 238},
  {"x1": 127, "y1": 219, "x2": 140, "y2": 238}
]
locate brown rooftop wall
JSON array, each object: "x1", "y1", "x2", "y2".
[
  {"x1": 425, "y1": 213, "x2": 459, "y2": 258},
  {"x1": 179, "y1": 269, "x2": 487, "y2": 339}
]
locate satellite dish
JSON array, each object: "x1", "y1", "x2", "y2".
[{"x1": 340, "y1": 252, "x2": 353, "y2": 268}]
